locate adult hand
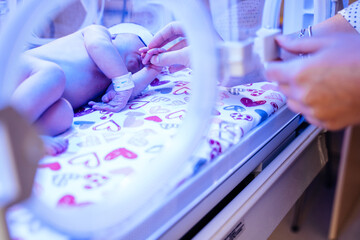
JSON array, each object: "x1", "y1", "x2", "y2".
[
  {"x1": 88, "y1": 88, "x2": 132, "y2": 112},
  {"x1": 139, "y1": 21, "x2": 190, "y2": 72},
  {"x1": 266, "y1": 33, "x2": 360, "y2": 130}
]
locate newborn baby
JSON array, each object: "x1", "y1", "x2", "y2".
[{"x1": 12, "y1": 23, "x2": 161, "y2": 155}]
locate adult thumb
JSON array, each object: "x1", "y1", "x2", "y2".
[
  {"x1": 150, "y1": 47, "x2": 190, "y2": 67},
  {"x1": 276, "y1": 35, "x2": 327, "y2": 55}
]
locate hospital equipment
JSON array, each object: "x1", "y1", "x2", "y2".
[{"x1": 0, "y1": 0, "x2": 344, "y2": 239}]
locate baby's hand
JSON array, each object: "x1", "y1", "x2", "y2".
[
  {"x1": 140, "y1": 47, "x2": 167, "y2": 65},
  {"x1": 88, "y1": 88, "x2": 132, "y2": 112}
]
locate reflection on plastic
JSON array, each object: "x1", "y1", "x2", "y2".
[{"x1": 0, "y1": 0, "x2": 218, "y2": 239}]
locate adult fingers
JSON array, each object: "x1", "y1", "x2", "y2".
[
  {"x1": 167, "y1": 39, "x2": 188, "y2": 51},
  {"x1": 150, "y1": 47, "x2": 190, "y2": 67},
  {"x1": 302, "y1": 114, "x2": 326, "y2": 129},
  {"x1": 139, "y1": 47, "x2": 149, "y2": 53},
  {"x1": 287, "y1": 97, "x2": 326, "y2": 129},
  {"x1": 169, "y1": 64, "x2": 186, "y2": 73},
  {"x1": 147, "y1": 48, "x2": 166, "y2": 55},
  {"x1": 287, "y1": 98, "x2": 313, "y2": 117},
  {"x1": 276, "y1": 35, "x2": 329, "y2": 55},
  {"x1": 142, "y1": 48, "x2": 166, "y2": 65},
  {"x1": 277, "y1": 81, "x2": 307, "y2": 103},
  {"x1": 141, "y1": 50, "x2": 153, "y2": 65},
  {"x1": 148, "y1": 22, "x2": 185, "y2": 49},
  {"x1": 266, "y1": 60, "x2": 300, "y2": 85}
]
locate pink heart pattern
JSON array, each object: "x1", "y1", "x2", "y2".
[
  {"x1": 150, "y1": 78, "x2": 170, "y2": 86},
  {"x1": 38, "y1": 162, "x2": 61, "y2": 171},
  {"x1": 145, "y1": 116, "x2": 163, "y2": 122},
  {"x1": 240, "y1": 97, "x2": 266, "y2": 107},
  {"x1": 166, "y1": 110, "x2": 187, "y2": 120},
  {"x1": 92, "y1": 120, "x2": 121, "y2": 132},
  {"x1": 83, "y1": 173, "x2": 109, "y2": 190},
  {"x1": 104, "y1": 148, "x2": 138, "y2": 161},
  {"x1": 209, "y1": 139, "x2": 222, "y2": 160},
  {"x1": 128, "y1": 100, "x2": 150, "y2": 110},
  {"x1": 174, "y1": 81, "x2": 190, "y2": 87},
  {"x1": 247, "y1": 89, "x2": 265, "y2": 96},
  {"x1": 99, "y1": 110, "x2": 114, "y2": 120},
  {"x1": 68, "y1": 153, "x2": 100, "y2": 168},
  {"x1": 173, "y1": 87, "x2": 191, "y2": 95},
  {"x1": 57, "y1": 194, "x2": 92, "y2": 207},
  {"x1": 230, "y1": 113, "x2": 253, "y2": 121},
  {"x1": 271, "y1": 102, "x2": 279, "y2": 112}
]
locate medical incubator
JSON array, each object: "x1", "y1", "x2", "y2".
[{"x1": 0, "y1": 0, "x2": 347, "y2": 239}]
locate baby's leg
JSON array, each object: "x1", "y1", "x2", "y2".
[
  {"x1": 11, "y1": 56, "x2": 67, "y2": 124},
  {"x1": 12, "y1": 56, "x2": 73, "y2": 155},
  {"x1": 41, "y1": 135, "x2": 69, "y2": 156},
  {"x1": 35, "y1": 98, "x2": 74, "y2": 136},
  {"x1": 36, "y1": 98, "x2": 73, "y2": 156}
]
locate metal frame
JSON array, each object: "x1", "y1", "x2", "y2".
[
  {"x1": 194, "y1": 125, "x2": 327, "y2": 239},
  {"x1": 122, "y1": 107, "x2": 302, "y2": 239}
]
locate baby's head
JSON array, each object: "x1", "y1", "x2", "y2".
[{"x1": 109, "y1": 23, "x2": 153, "y2": 74}]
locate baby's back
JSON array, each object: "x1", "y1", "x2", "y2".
[{"x1": 25, "y1": 31, "x2": 111, "y2": 108}]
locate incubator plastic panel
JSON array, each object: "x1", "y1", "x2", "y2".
[{"x1": 0, "y1": 0, "x2": 332, "y2": 239}]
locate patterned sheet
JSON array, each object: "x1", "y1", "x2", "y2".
[{"x1": 7, "y1": 69, "x2": 286, "y2": 239}]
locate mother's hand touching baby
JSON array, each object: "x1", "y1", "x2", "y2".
[{"x1": 139, "y1": 21, "x2": 190, "y2": 73}]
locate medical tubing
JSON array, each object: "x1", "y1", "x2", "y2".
[{"x1": 112, "y1": 72, "x2": 134, "y2": 91}]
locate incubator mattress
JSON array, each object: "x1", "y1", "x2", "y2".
[{"x1": 7, "y1": 69, "x2": 286, "y2": 239}]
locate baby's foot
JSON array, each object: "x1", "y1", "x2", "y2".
[{"x1": 41, "y1": 136, "x2": 69, "y2": 156}]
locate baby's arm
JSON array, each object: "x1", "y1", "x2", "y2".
[
  {"x1": 83, "y1": 25, "x2": 128, "y2": 79},
  {"x1": 89, "y1": 65, "x2": 161, "y2": 111},
  {"x1": 83, "y1": 25, "x2": 132, "y2": 112},
  {"x1": 130, "y1": 65, "x2": 163, "y2": 99}
]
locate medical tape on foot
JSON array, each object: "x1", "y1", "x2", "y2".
[{"x1": 112, "y1": 72, "x2": 134, "y2": 92}]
